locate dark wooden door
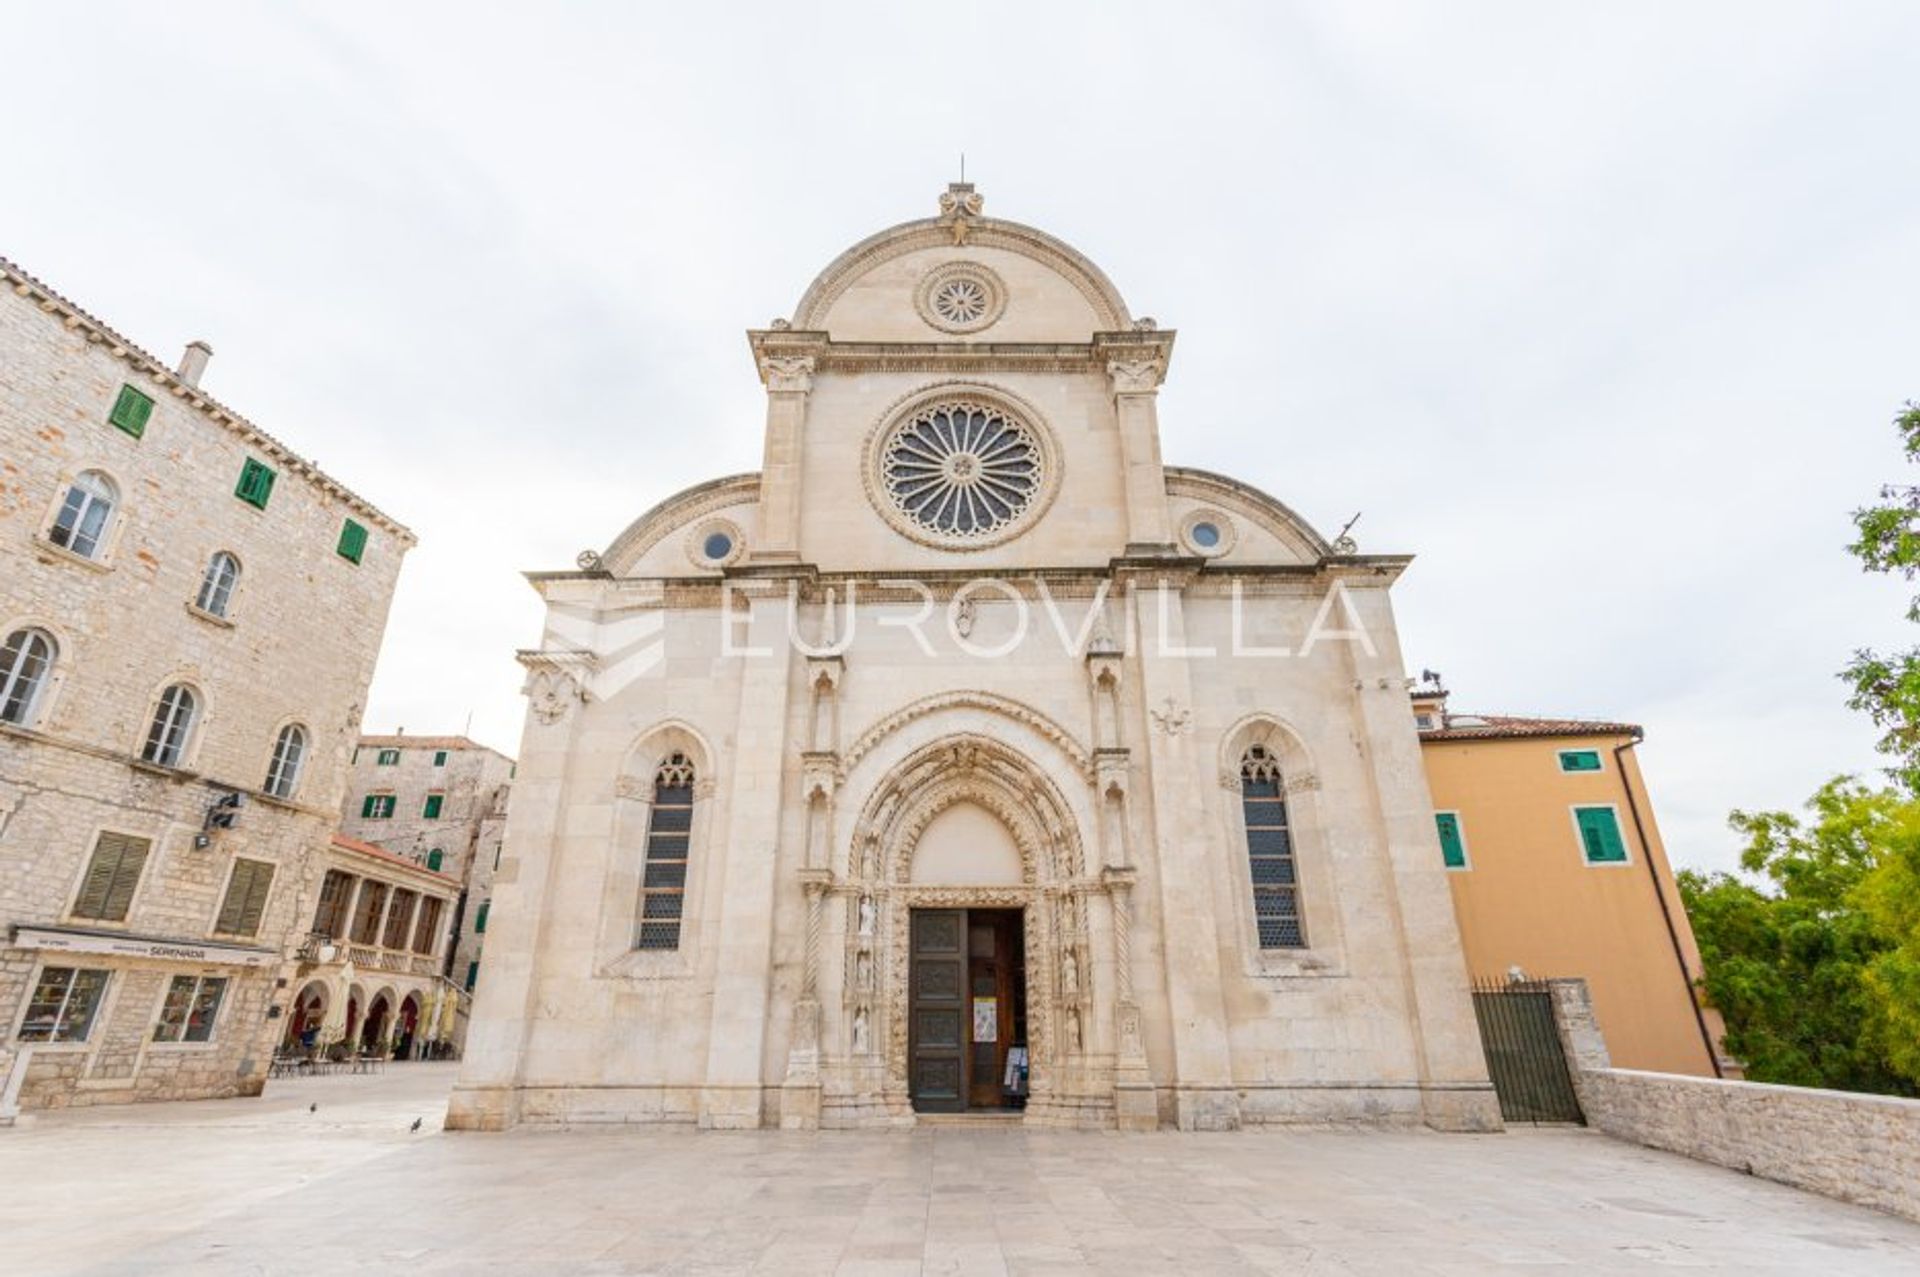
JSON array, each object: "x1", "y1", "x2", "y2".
[
  {"x1": 909, "y1": 909, "x2": 967, "y2": 1112},
  {"x1": 967, "y1": 912, "x2": 1016, "y2": 1108}
]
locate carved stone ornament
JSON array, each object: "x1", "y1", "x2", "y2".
[
  {"x1": 1106, "y1": 357, "x2": 1164, "y2": 395},
  {"x1": 936, "y1": 181, "x2": 985, "y2": 245},
  {"x1": 914, "y1": 261, "x2": 1008, "y2": 335},
  {"x1": 1149, "y1": 696, "x2": 1192, "y2": 737},
  {"x1": 862, "y1": 383, "x2": 1063, "y2": 552},
  {"x1": 758, "y1": 354, "x2": 815, "y2": 393},
  {"x1": 575, "y1": 548, "x2": 603, "y2": 571},
  {"x1": 517, "y1": 649, "x2": 596, "y2": 726}
]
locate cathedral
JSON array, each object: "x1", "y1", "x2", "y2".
[{"x1": 446, "y1": 186, "x2": 1500, "y2": 1132}]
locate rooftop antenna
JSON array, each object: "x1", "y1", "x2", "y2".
[{"x1": 463, "y1": 709, "x2": 474, "y2": 738}]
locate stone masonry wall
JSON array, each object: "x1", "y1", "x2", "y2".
[
  {"x1": 1549, "y1": 979, "x2": 1920, "y2": 1224},
  {"x1": 0, "y1": 261, "x2": 412, "y2": 1114}
]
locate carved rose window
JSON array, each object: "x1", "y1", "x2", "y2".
[
  {"x1": 932, "y1": 278, "x2": 990, "y2": 326},
  {"x1": 915, "y1": 262, "x2": 1006, "y2": 334},
  {"x1": 881, "y1": 401, "x2": 1042, "y2": 540}
]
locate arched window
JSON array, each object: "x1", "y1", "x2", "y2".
[
  {"x1": 196, "y1": 552, "x2": 241, "y2": 618},
  {"x1": 264, "y1": 724, "x2": 307, "y2": 799},
  {"x1": 1240, "y1": 745, "x2": 1305, "y2": 949},
  {"x1": 635, "y1": 753, "x2": 695, "y2": 951},
  {"x1": 49, "y1": 471, "x2": 117, "y2": 560},
  {"x1": 0, "y1": 628, "x2": 57, "y2": 727},
  {"x1": 142, "y1": 684, "x2": 198, "y2": 768}
]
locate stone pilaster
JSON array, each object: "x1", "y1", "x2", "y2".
[
  {"x1": 746, "y1": 337, "x2": 824, "y2": 563},
  {"x1": 1096, "y1": 333, "x2": 1177, "y2": 554},
  {"x1": 697, "y1": 584, "x2": 796, "y2": 1128},
  {"x1": 1127, "y1": 573, "x2": 1238, "y2": 1130},
  {"x1": 1341, "y1": 582, "x2": 1503, "y2": 1133},
  {"x1": 446, "y1": 647, "x2": 595, "y2": 1131}
]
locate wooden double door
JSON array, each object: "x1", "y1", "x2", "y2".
[{"x1": 908, "y1": 908, "x2": 1026, "y2": 1112}]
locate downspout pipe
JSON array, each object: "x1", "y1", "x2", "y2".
[{"x1": 1613, "y1": 731, "x2": 1724, "y2": 1078}]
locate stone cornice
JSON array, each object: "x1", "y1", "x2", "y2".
[
  {"x1": 742, "y1": 333, "x2": 1178, "y2": 380},
  {"x1": 2, "y1": 257, "x2": 415, "y2": 543}
]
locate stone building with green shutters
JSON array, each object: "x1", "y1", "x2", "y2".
[
  {"x1": 0, "y1": 257, "x2": 412, "y2": 1119},
  {"x1": 336, "y1": 732, "x2": 514, "y2": 996}
]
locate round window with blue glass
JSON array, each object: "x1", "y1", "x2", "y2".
[{"x1": 1180, "y1": 511, "x2": 1234, "y2": 557}]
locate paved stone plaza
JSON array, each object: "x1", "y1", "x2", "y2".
[{"x1": 3, "y1": 1064, "x2": 1918, "y2": 1275}]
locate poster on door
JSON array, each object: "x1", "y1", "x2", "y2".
[{"x1": 972, "y1": 996, "x2": 997, "y2": 1043}]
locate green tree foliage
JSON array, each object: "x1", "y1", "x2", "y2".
[
  {"x1": 1679, "y1": 778, "x2": 1918, "y2": 1096},
  {"x1": 1844, "y1": 402, "x2": 1920, "y2": 790}
]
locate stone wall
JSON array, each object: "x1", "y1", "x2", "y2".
[
  {"x1": 1549, "y1": 979, "x2": 1920, "y2": 1224},
  {"x1": 0, "y1": 259, "x2": 412, "y2": 1116}
]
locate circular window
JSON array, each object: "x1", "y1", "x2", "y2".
[
  {"x1": 865, "y1": 387, "x2": 1061, "y2": 550},
  {"x1": 884, "y1": 402, "x2": 1038, "y2": 539},
  {"x1": 1180, "y1": 510, "x2": 1236, "y2": 558},
  {"x1": 684, "y1": 517, "x2": 745, "y2": 569},
  {"x1": 914, "y1": 262, "x2": 1007, "y2": 335}
]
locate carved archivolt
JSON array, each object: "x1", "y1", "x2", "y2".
[
  {"x1": 841, "y1": 691, "x2": 1094, "y2": 781},
  {"x1": 791, "y1": 211, "x2": 1131, "y2": 332},
  {"x1": 839, "y1": 732, "x2": 1091, "y2": 1103}
]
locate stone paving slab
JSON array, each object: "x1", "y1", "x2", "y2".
[{"x1": 3, "y1": 1064, "x2": 1919, "y2": 1274}]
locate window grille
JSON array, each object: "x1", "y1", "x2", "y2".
[
  {"x1": 1240, "y1": 745, "x2": 1305, "y2": 949},
  {"x1": 635, "y1": 754, "x2": 695, "y2": 950}
]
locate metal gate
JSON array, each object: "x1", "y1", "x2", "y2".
[{"x1": 1470, "y1": 978, "x2": 1583, "y2": 1124}]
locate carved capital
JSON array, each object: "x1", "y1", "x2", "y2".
[
  {"x1": 758, "y1": 354, "x2": 816, "y2": 394},
  {"x1": 801, "y1": 750, "x2": 838, "y2": 800},
  {"x1": 1094, "y1": 748, "x2": 1131, "y2": 798},
  {"x1": 1106, "y1": 356, "x2": 1165, "y2": 395},
  {"x1": 516, "y1": 648, "x2": 596, "y2": 726}
]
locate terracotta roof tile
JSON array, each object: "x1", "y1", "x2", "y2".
[
  {"x1": 1419, "y1": 713, "x2": 1641, "y2": 742},
  {"x1": 329, "y1": 833, "x2": 459, "y2": 884},
  {"x1": 357, "y1": 734, "x2": 502, "y2": 752}
]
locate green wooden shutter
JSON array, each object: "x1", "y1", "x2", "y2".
[
  {"x1": 108, "y1": 385, "x2": 154, "y2": 438},
  {"x1": 1435, "y1": 813, "x2": 1467, "y2": 869},
  {"x1": 360, "y1": 794, "x2": 377, "y2": 819},
  {"x1": 423, "y1": 794, "x2": 444, "y2": 819},
  {"x1": 235, "y1": 458, "x2": 276, "y2": 509},
  {"x1": 73, "y1": 833, "x2": 150, "y2": 921},
  {"x1": 433, "y1": 750, "x2": 448, "y2": 767},
  {"x1": 474, "y1": 899, "x2": 489, "y2": 933},
  {"x1": 427, "y1": 849, "x2": 443, "y2": 872},
  {"x1": 337, "y1": 518, "x2": 368, "y2": 564},
  {"x1": 465, "y1": 960, "x2": 478, "y2": 991},
  {"x1": 217, "y1": 860, "x2": 275, "y2": 935},
  {"x1": 1559, "y1": 750, "x2": 1602, "y2": 773},
  {"x1": 1576, "y1": 807, "x2": 1628, "y2": 863}
]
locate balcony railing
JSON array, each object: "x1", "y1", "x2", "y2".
[{"x1": 297, "y1": 932, "x2": 440, "y2": 974}]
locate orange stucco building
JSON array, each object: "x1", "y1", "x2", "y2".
[{"x1": 1414, "y1": 688, "x2": 1730, "y2": 1078}]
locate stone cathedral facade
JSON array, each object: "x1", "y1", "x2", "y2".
[{"x1": 447, "y1": 187, "x2": 1500, "y2": 1133}]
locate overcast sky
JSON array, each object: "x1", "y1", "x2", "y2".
[{"x1": 6, "y1": 2, "x2": 1917, "y2": 874}]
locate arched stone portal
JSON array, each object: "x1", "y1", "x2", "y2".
[{"x1": 830, "y1": 734, "x2": 1105, "y2": 1127}]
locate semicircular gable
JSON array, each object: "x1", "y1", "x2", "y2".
[
  {"x1": 791, "y1": 214, "x2": 1132, "y2": 341},
  {"x1": 600, "y1": 473, "x2": 760, "y2": 577},
  {"x1": 1164, "y1": 467, "x2": 1332, "y2": 565}
]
